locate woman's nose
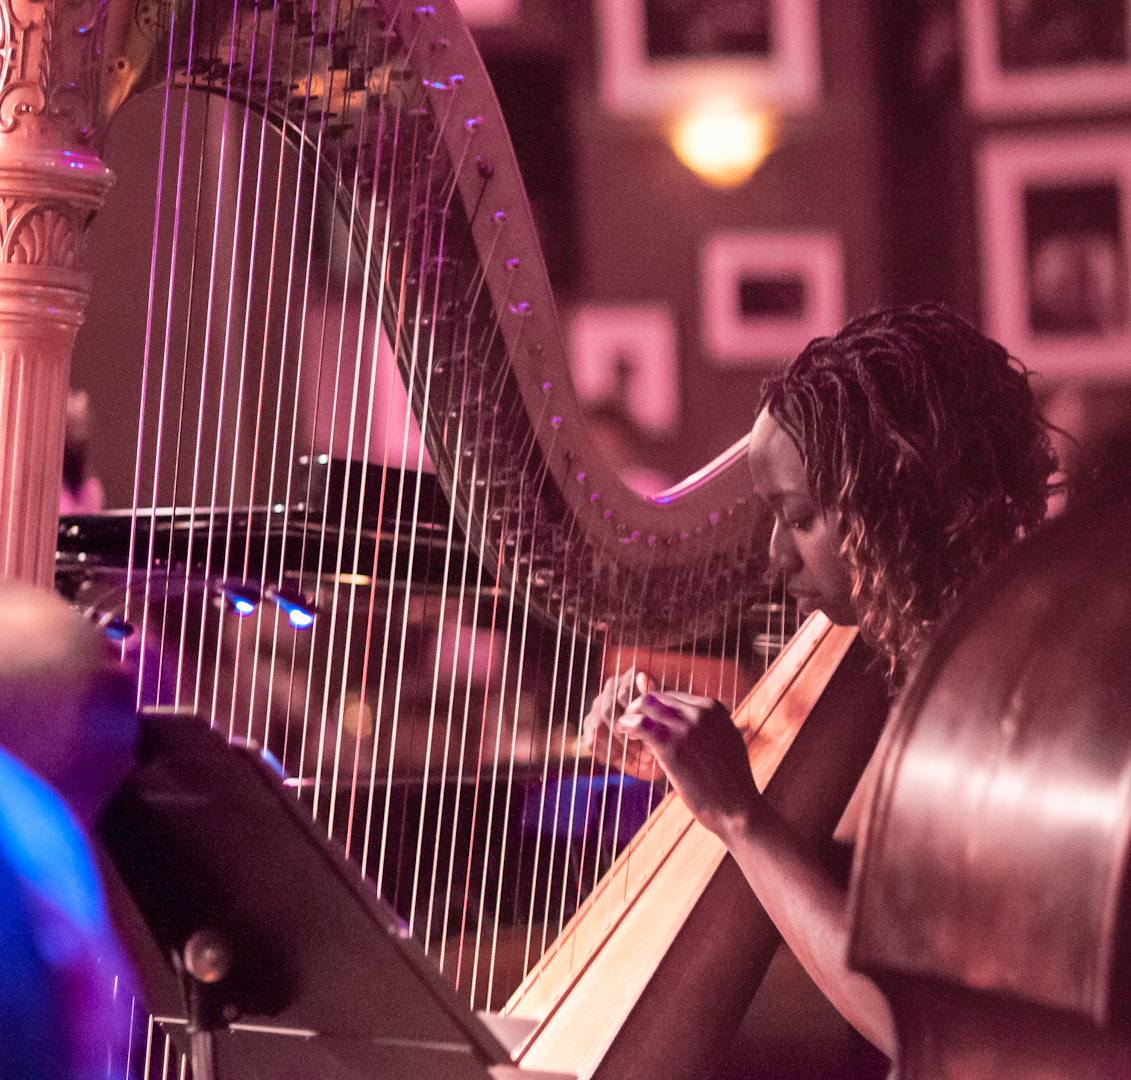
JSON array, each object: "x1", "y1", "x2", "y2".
[{"x1": 768, "y1": 519, "x2": 801, "y2": 574}]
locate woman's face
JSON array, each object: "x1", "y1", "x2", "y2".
[{"x1": 747, "y1": 409, "x2": 857, "y2": 626}]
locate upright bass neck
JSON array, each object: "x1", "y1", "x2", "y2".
[{"x1": 505, "y1": 613, "x2": 892, "y2": 1080}]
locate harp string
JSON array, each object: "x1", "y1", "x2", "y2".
[
  {"x1": 259, "y1": 1, "x2": 335, "y2": 762},
  {"x1": 364, "y1": 103, "x2": 455, "y2": 885},
  {"x1": 431, "y1": 350, "x2": 505, "y2": 971},
  {"x1": 123, "y1": 0, "x2": 189, "y2": 700},
  {"x1": 408, "y1": 312, "x2": 493, "y2": 942},
  {"x1": 519, "y1": 565, "x2": 571, "y2": 972},
  {"x1": 292, "y1": 151, "x2": 357, "y2": 814},
  {"x1": 334, "y1": 24, "x2": 403, "y2": 835},
  {"x1": 474, "y1": 378, "x2": 563, "y2": 973},
  {"x1": 418, "y1": 206, "x2": 523, "y2": 971},
  {"x1": 278, "y1": 0, "x2": 346, "y2": 783},
  {"x1": 456, "y1": 401, "x2": 532, "y2": 993},
  {"x1": 320, "y1": 17, "x2": 404, "y2": 834},
  {"x1": 469, "y1": 485, "x2": 528, "y2": 1005},
  {"x1": 171, "y1": 61, "x2": 219, "y2": 714},
  {"x1": 452, "y1": 499, "x2": 507, "y2": 992},
  {"x1": 153, "y1": 55, "x2": 208, "y2": 706},
  {"x1": 219, "y1": 4, "x2": 283, "y2": 742},
  {"x1": 301, "y1": 55, "x2": 363, "y2": 819},
  {"x1": 201, "y1": 0, "x2": 266, "y2": 733},
  {"x1": 483, "y1": 459, "x2": 554, "y2": 1006},
  {"x1": 410, "y1": 281, "x2": 492, "y2": 931},
  {"x1": 181, "y1": 12, "x2": 234, "y2": 715},
  {"x1": 367, "y1": 91, "x2": 484, "y2": 884},
  {"x1": 233, "y1": 4, "x2": 312, "y2": 749}
]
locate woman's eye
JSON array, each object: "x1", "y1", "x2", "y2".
[{"x1": 786, "y1": 515, "x2": 815, "y2": 532}]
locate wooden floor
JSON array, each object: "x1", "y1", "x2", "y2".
[{"x1": 712, "y1": 946, "x2": 890, "y2": 1080}]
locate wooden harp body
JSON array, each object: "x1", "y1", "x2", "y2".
[{"x1": 29, "y1": 0, "x2": 888, "y2": 1075}]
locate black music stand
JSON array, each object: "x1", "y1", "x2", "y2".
[{"x1": 95, "y1": 714, "x2": 554, "y2": 1080}]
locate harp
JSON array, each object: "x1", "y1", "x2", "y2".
[{"x1": 16, "y1": 0, "x2": 887, "y2": 1075}]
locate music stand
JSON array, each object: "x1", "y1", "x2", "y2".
[{"x1": 96, "y1": 714, "x2": 563, "y2": 1080}]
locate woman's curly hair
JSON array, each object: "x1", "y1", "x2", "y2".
[{"x1": 758, "y1": 303, "x2": 1057, "y2": 683}]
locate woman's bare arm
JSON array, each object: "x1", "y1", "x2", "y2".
[{"x1": 620, "y1": 689, "x2": 896, "y2": 1058}]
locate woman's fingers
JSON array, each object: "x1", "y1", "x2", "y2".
[
  {"x1": 617, "y1": 692, "x2": 692, "y2": 744},
  {"x1": 615, "y1": 690, "x2": 758, "y2": 831}
]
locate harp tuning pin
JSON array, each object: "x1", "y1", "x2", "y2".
[
  {"x1": 493, "y1": 209, "x2": 506, "y2": 223},
  {"x1": 507, "y1": 258, "x2": 520, "y2": 271},
  {"x1": 550, "y1": 415, "x2": 562, "y2": 428},
  {"x1": 464, "y1": 115, "x2": 482, "y2": 132},
  {"x1": 542, "y1": 381, "x2": 552, "y2": 393},
  {"x1": 449, "y1": 73, "x2": 464, "y2": 87},
  {"x1": 414, "y1": 5, "x2": 435, "y2": 16}
]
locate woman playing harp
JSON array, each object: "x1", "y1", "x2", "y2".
[{"x1": 585, "y1": 302, "x2": 1058, "y2": 1058}]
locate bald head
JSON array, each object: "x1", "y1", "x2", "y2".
[{"x1": 0, "y1": 582, "x2": 138, "y2": 822}]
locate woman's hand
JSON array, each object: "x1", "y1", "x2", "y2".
[
  {"x1": 617, "y1": 690, "x2": 762, "y2": 838},
  {"x1": 582, "y1": 669, "x2": 666, "y2": 783}
]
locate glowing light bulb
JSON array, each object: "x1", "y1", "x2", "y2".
[{"x1": 670, "y1": 99, "x2": 776, "y2": 188}]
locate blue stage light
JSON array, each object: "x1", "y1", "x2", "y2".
[
  {"x1": 95, "y1": 612, "x2": 134, "y2": 641},
  {"x1": 221, "y1": 581, "x2": 261, "y2": 616},
  {"x1": 287, "y1": 607, "x2": 315, "y2": 629},
  {"x1": 267, "y1": 587, "x2": 316, "y2": 629}
]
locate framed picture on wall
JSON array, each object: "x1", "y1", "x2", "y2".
[
  {"x1": 978, "y1": 132, "x2": 1131, "y2": 378},
  {"x1": 702, "y1": 232, "x2": 843, "y2": 366},
  {"x1": 453, "y1": 0, "x2": 518, "y2": 26},
  {"x1": 569, "y1": 304, "x2": 680, "y2": 436},
  {"x1": 595, "y1": 0, "x2": 820, "y2": 116},
  {"x1": 961, "y1": 0, "x2": 1131, "y2": 114}
]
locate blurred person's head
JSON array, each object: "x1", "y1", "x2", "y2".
[{"x1": 0, "y1": 581, "x2": 138, "y2": 822}]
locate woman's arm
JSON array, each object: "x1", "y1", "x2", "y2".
[{"x1": 621, "y1": 689, "x2": 896, "y2": 1058}]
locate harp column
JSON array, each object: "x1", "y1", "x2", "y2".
[{"x1": 0, "y1": 0, "x2": 113, "y2": 585}]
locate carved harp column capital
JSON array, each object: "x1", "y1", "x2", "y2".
[{"x1": 0, "y1": 0, "x2": 113, "y2": 585}]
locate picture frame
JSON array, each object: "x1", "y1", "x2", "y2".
[
  {"x1": 960, "y1": 0, "x2": 1131, "y2": 115},
  {"x1": 454, "y1": 0, "x2": 518, "y2": 27},
  {"x1": 569, "y1": 304, "x2": 680, "y2": 436},
  {"x1": 978, "y1": 132, "x2": 1131, "y2": 378},
  {"x1": 595, "y1": 0, "x2": 820, "y2": 117},
  {"x1": 701, "y1": 231, "x2": 844, "y2": 366}
]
